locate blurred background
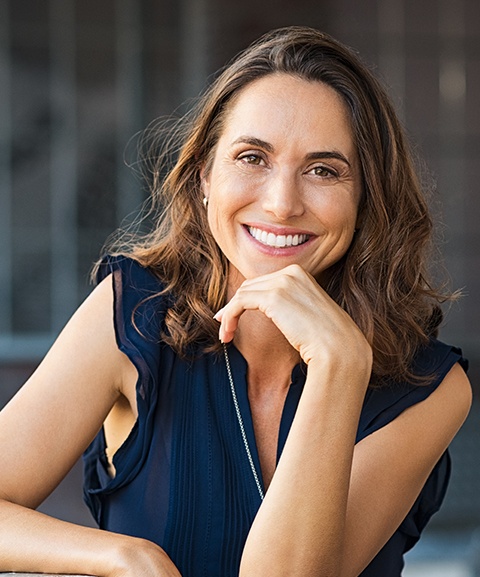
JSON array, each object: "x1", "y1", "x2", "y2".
[{"x1": 0, "y1": 0, "x2": 478, "y2": 574}]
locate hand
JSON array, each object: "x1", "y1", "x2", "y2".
[
  {"x1": 108, "y1": 536, "x2": 182, "y2": 577},
  {"x1": 214, "y1": 264, "x2": 371, "y2": 367}
]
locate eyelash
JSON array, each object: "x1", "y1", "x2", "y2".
[
  {"x1": 237, "y1": 152, "x2": 339, "y2": 179},
  {"x1": 238, "y1": 152, "x2": 265, "y2": 166},
  {"x1": 309, "y1": 165, "x2": 338, "y2": 178}
]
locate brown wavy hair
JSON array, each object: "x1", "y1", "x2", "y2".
[{"x1": 100, "y1": 26, "x2": 452, "y2": 385}]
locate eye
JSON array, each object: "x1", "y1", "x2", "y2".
[
  {"x1": 308, "y1": 165, "x2": 338, "y2": 178},
  {"x1": 238, "y1": 153, "x2": 265, "y2": 166}
]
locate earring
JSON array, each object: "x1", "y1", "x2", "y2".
[{"x1": 203, "y1": 197, "x2": 208, "y2": 208}]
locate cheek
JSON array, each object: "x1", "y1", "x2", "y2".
[
  {"x1": 209, "y1": 170, "x2": 257, "y2": 216},
  {"x1": 205, "y1": 177, "x2": 240, "y2": 245},
  {"x1": 314, "y1": 194, "x2": 359, "y2": 231}
]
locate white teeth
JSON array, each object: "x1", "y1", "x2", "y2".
[{"x1": 248, "y1": 227, "x2": 309, "y2": 248}]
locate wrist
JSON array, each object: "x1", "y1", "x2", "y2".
[
  {"x1": 101, "y1": 532, "x2": 141, "y2": 576},
  {"x1": 104, "y1": 533, "x2": 180, "y2": 577},
  {"x1": 305, "y1": 344, "x2": 372, "y2": 394},
  {"x1": 307, "y1": 342, "x2": 372, "y2": 373}
]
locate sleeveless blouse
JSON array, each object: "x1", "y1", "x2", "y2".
[{"x1": 83, "y1": 256, "x2": 468, "y2": 576}]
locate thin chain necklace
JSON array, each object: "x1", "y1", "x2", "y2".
[{"x1": 223, "y1": 343, "x2": 265, "y2": 501}]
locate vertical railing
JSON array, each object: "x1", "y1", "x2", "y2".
[
  {"x1": 377, "y1": 0, "x2": 406, "y2": 121},
  {"x1": 180, "y1": 0, "x2": 209, "y2": 101},
  {"x1": 115, "y1": 0, "x2": 145, "y2": 226},
  {"x1": 0, "y1": 1, "x2": 12, "y2": 337},
  {"x1": 49, "y1": 0, "x2": 78, "y2": 332},
  {"x1": 438, "y1": 0, "x2": 467, "y2": 335}
]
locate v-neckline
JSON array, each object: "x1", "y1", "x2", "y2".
[{"x1": 225, "y1": 344, "x2": 306, "y2": 495}]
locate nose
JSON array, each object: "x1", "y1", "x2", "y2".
[{"x1": 261, "y1": 168, "x2": 305, "y2": 220}]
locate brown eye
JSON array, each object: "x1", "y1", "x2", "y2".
[
  {"x1": 241, "y1": 154, "x2": 262, "y2": 165},
  {"x1": 312, "y1": 166, "x2": 335, "y2": 178}
]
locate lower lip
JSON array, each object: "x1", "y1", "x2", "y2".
[{"x1": 242, "y1": 225, "x2": 315, "y2": 256}]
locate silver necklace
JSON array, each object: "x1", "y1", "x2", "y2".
[{"x1": 223, "y1": 343, "x2": 265, "y2": 501}]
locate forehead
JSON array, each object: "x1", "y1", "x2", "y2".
[{"x1": 219, "y1": 73, "x2": 355, "y2": 152}]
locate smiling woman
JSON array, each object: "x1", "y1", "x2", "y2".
[{"x1": 0, "y1": 26, "x2": 472, "y2": 577}]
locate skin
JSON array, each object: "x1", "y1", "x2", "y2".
[{"x1": 0, "y1": 73, "x2": 472, "y2": 577}]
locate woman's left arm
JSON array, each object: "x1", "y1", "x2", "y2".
[
  {"x1": 215, "y1": 265, "x2": 471, "y2": 577},
  {"x1": 340, "y1": 361, "x2": 471, "y2": 576}
]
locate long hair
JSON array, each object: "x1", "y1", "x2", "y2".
[{"x1": 100, "y1": 26, "x2": 451, "y2": 385}]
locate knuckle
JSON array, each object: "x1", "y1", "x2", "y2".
[
  {"x1": 285, "y1": 263, "x2": 303, "y2": 277},
  {"x1": 276, "y1": 275, "x2": 291, "y2": 289}
]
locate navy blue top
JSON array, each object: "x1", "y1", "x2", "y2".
[{"x1": 83, "y1": 256, "x2": 468, "y2": 576}]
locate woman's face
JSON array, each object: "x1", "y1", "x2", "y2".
[{"x1": 202, "y1": 73, "x2": 362, "y2": 295}]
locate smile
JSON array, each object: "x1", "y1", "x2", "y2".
[{"x1": 247, "y1": 226, "x2": 310, "y2": 248}]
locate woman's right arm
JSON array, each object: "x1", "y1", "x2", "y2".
[{"x1": 0, "y1": 275, "x2": 181, "y2": 576}]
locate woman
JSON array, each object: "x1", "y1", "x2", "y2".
[{"x1": 0, "y1": 26, "x2": 472, "y2": 577}]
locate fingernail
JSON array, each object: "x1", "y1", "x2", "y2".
[{"x1": 213, "y1": 308, "x2": 224, "y2": 321}]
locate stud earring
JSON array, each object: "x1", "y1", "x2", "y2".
[{"x1": 203, "y1": 197, "x2": 208, "y2": 208}]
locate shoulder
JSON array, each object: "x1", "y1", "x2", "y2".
[
  {"x1": 411, "y1": 337, "x2": 468, "y2": 380},
  {"x1": 420, "y1": 359, "x2": 471, "y2": 433},
  {"x1": 95, "y1": 254, "x2": 167, "y2": 298},
  {"x1": 364, "y1": 335, "x2": 472, "y2": 453},
  {"x1": 401, "y1": 338, "x2": 471, "y2": 423},
  {"x1": 94, "y1": 255, "x2": 173, "y2": 402},
  {"x1": 356, "y1": 357, "x2": 471, "y2": 493},
  {"x1": 355, "y1": 351, "x2": 471, "y2": 484},
  {"x1": 358, "y1": 338, "x2": 470, "y2": 442},
  {"x1": 47, "y1": 266, "x2": 134, "y2": 395},
  {"x1": 96, "y1": 254, "x2": 170, "y2": 341},
  {"x1": 357, "y1": 338, "x2": 471, "y2": 473}
]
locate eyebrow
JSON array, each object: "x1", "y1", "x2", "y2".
[
  {"x1": 232, "y1": 136, "x2": 274, "y2": 153},
  {"x1": 305, "y1": 150, "x2": 352, "y2": 168},
  {"x1": 231, "y1": 136, "x2": 352, "y2": 168}
]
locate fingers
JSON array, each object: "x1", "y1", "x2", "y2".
[
  {"x1": 214, "y1": 284, "x2": 282, "y2": 343},
  {"x1": 213, "y1": 265, "x2": 325, "y2": 348},
  {"x1": 213, "y1": 306, "x2": 236, "y2": 343},
  {"x1": 214, "y1": 265, "x2": 370, "y2": 366}
]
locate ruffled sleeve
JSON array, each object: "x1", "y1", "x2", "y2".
[
  {"x1": 83, "y1": 255, "x2": 169, "y2": 524},
  {"x1": 357, "y1": 338, "x2": 469, "y2": 559},
  {"x1": 357, "y1": 339, "x2": 468, "y2": 443}
]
